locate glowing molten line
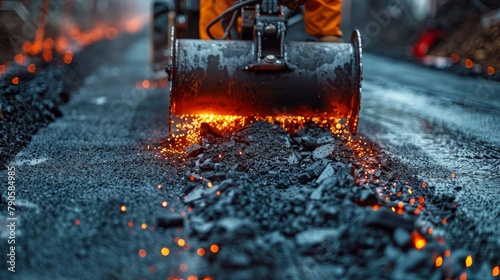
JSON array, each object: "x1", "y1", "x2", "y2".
[{"x1": 170, "y1": 114, "x2": 346, "y2": 150}]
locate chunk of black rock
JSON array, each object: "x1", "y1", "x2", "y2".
[
  {"x1": 298, "y1": 172, "x2": 312, "y2": 183},
  {"x1": 296, "y1": 227, "x2": 343, "y2": 247},
  {"x1": 392, "y1": 249, "x2": 430, "y2": 277},
  {"x1": 184, "y1": 186, "x2": 204, "y2": 203},
  {"x1": 384, "y1": 244, "x2": 402, "y2": 261},
  {"x1": 365, "y1": 207, "x2": 415, "y2": 230},
  {"x1": 358, "y1": 189, "x2": 380, "y2": 206},
  {"x1": 300, "y1": 151, "x2": 312, "y2": 158},
  {"x1": 287, "y1": 153, "x2": 299, "y2": 165},
  {"x1": 185, "y1": 144, "x2": 203, "y2": 157},
  {"x1": 316, "y1": 163, "x2": 334, "y2": 184},
  {"x1": 189, "y1": 217, "x2": 215, "y2": 235},
  {"x1": 393, "y1": 227, "x2": 411, "y2": 247},
  {"x1": 306, "y1": 160, "x2": 324, "y2": 177},
  {"x1": 200, "y1": 122, "x2": 222, "y2": 138},
  {"x1": 226, "y1": 252, "x2": 252, "y2": 267},
  {"x1": 316, "y1": 135, "x2": 335, "y2": 146},
  {"x1": 210, "y1": 172, "x2": 227, "y2": 181},
  {"x1": 301, "y1": 136, "x2": 317, "y2": 150},
  {"x1": 217, "y1": 218, "x2": 255, "y2": 235},
  {"x1": 313, "y1": 144, "x2": 335, "y2": 159},
  {"x1": 157, "y1": 215, "x2": 184, "y2": 228},
  {"x1": 276, "y1": 179, "x2": 289, "y2": 189}
]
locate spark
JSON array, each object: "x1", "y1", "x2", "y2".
[
  {"x1": 120, "y1": 205, "x2": 127, "y2": 212},
  {"x1": 464, "y1": 59, "x2": 473, "y2": 69},
  {"x1": 142, "y1": 80, "x2": 151, "y2": 89},
  {"x1": 63, "y1": 51, "x2": 73, "y2": 64},
  {"x1": 210, "y1": 244, "x2": 219, "y2": 253},
  {"x1": 418, "y1": 196, "x2": 425, "y2": 204},
  {"x1": 465, "y1": 255, "x2": 473, "y2": 267},
  {"x1": 161, "y1": 247, "x2": 170, "y2": 256},
  {"x1": 14, "y1": 54, "x2": 25, "y2": 65},
  {"x1": 177, "y1": 238, "x2": 186, "y2": 247},
  {"x1": 435, "y1": 256, "x2": 442, "y2": 267},
  {"x1": 28, "y1": 64, "x2": 36, "y2": 73},
  {"x1": 197, "y1": 248, "x2": 206, "y2": 256},
  {"x1": 492, "y1": 266, "x2": 499, "y2": 277},
  {"x1": 138, "y1": 249, "x2": 147, "y2": 257},
  {"x1": 487, "y1": 66, "x2": 495, "y2": 76},
  {"x1": 412, "y1": 232, "x2": 427, "y2": 250}
]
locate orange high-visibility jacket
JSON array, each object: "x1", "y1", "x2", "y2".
[{"x1": 199, "y1": 0, "x2": 342, "y2": 39}]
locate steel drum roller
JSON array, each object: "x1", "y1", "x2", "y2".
[{"x1": 169, "y1": 30, "x2": 362, "y2": 133}]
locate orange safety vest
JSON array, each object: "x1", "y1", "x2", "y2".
[{"x1": 199, "y1": 0, "x2": 342, "y2": 39}]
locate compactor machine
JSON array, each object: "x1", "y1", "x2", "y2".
[{"x1": 151, "y1": 0, "x2": 362, "y2": 137}]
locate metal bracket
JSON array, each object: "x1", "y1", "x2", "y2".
[{"x1": 244, "y1": 1, "x2": 292, "y2": 71}]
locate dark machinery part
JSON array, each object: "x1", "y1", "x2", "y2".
[
  {"x1": 150, "y1": 0, "x2": 200, "y2": 71},
  {"x1": 167, "y1": 0, "x2": 362, "y2": 134}
]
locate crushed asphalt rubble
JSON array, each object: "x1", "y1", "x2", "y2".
[
  {"x1": 152, "y1": 121, "x2": 497, "y2": 279},
  {"x1": 0, "y1": 34, "x2": 140, "y2": 169}
]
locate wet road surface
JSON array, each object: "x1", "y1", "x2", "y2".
[
  {"x1": 360, "y1": 55, "x2": 500, "y2": 260},
  {"x1": 1, "y1": 32, "x2": 499, "y2": 279}
]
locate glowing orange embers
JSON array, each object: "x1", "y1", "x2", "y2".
[
  {"x1": 177, "y1": 238, "x2": 186, "y2": 247},
  {"x1": 210, "y1": 244, "x2": 219, "y2": 253},
  {"x1": 1, "y1": 11, "x2": 148, "y2": 78},
  {"x1": 63, "y1": 51, "x2": 74, "y2": 64},
  {"x1": 465, "y1": 255, "x2": 473, "y2": 267},
  {"x1": 465, "y1": 59, "x2": 474, "y2": 69},
  {"x1": 27, "y1": 64, "x2": 36, "y2": 73},
  {"x1": 197, "y1": 248, "x2": 206, "y2": 256},
  {"x1": 168, "y1": 113, "x2": 347, "y2": 151},
  {"x1": 492, "y1": 266, "x2": 499, "y2": 277},
  {"x1": 138, "y1": 249, "x2": 147, "y2": 257},
  {"x1": 487, "y1": 66, "x2": 495, "y2": 76},
  {"x1": 435, "y1": 256, "x2": 443, "y2": 267},
  {"x1": 412, "y1": 231, "x2": 427, "y2": 250},
  {"x1": 161, "y1": 247, "x2": 170, "y2": 256}
]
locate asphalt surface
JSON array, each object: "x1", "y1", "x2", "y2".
[
  {"x1": 359, "y1": 55, "x2": 500, "y2": 266},
  {"x1": 1, "y1": 30, "x2": 499, "y2": 280},
  {"x1": 360, "y1": 53, "x2": 500, "y2": 252}
]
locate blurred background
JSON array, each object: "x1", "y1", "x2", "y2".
[
  {"x1": 0, "y1": 0, "x2": 498, "y2": 77},
  {"x1": 342, "y1": 0, "x2": 499, "y2": 76},
  {"x1": 0, "y1": 0, "x2": 149, "y2": 71}
]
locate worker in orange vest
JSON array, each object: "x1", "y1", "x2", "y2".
[{"x1": 199, "y1": 0, "x2": 343, "y2": 42}]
